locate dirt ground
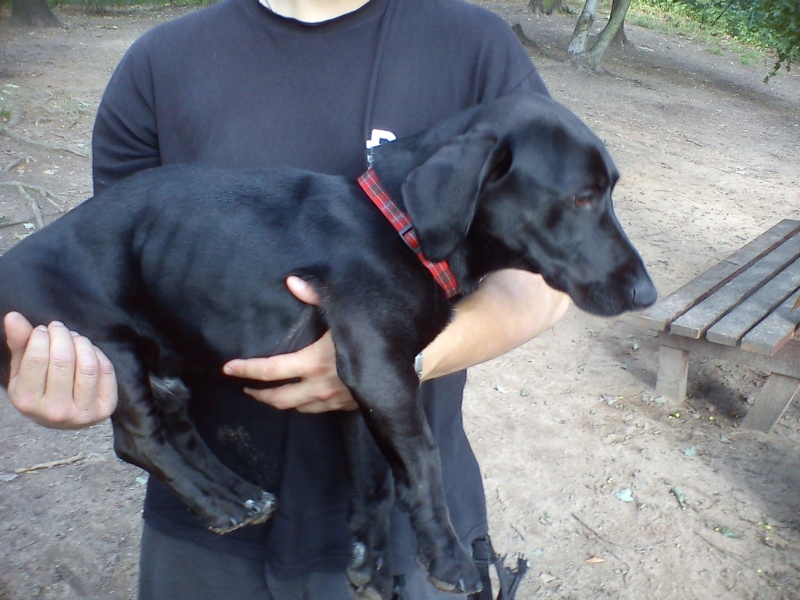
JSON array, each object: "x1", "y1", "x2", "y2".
[{"x1": 0, "y1": 2, "x2": 798, "y2": 598}]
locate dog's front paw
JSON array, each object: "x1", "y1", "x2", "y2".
[{"x1": 347, "y1": 541, "x2": 393, "y2": 600}]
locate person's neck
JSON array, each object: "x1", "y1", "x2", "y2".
[{"x1": 260, "y1": 0, "x2": 372, "y2": 22}]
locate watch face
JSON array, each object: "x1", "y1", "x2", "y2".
[{"x1": 414, "y1": 352, "x2": 423, "y2": 380}]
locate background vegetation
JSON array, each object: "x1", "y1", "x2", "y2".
[
  {"x1": 635, "y1": 0, "x2": 798, "y2": 78},
  {"x1": 2, "y1": 0, "x2": 797, "y2": 79}
]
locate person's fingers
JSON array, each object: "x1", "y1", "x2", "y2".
[
  {"x1": 4, "y1": 312, "x2": 34, "y2": 383},
  {"x1": 8, "y1": 325, "x2": 51, "y2": 411},
  {"x1": 243, "y1": 376, "x2": 351, "y2": 411},
  {"x1": 223, "y1": 329, "x2": 355, "y2": 413},
  {"x1": 286, "y1": 276, "x2": 322, "y2": 306},
  {"x1": 71, "y1": 333, "x2": 101, "y2": 414},
  {"x1": 224, "y1": 353, "x2": 305, "y2": 384},
  {"x1": 93, "y1": 345, "x2": 118, "y2": 417},
  {"x1": 293, "y1": 396, "x2": 359, "y2": 414},
  {"x1": 42, "y1": 321, "x2": 77, "y2": 401}
]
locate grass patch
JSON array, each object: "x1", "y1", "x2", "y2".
[{"x1": 629, "y1": 1, "x2": 770, "y2": 67}]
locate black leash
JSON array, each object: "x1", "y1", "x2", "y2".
[{"x1": 469, "y1": 536, "x2": 529, "y2": 600}]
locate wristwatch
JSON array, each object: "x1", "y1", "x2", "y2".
[{"x1": 414, "y1": 352, "x2": 424, "y2": 381}]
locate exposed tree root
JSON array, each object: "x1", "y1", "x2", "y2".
[
  {"x1": 0, "y1": 155, "x2": 35, "y2": 176},
  {"x1": 0, "y1": 100, "x2": 89, "y2": 159}
]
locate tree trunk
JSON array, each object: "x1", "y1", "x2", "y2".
[
  {"x1": 610, "y1": 0, "x2": 630, "y2": 47},
  {"x1": 585, "y1": 0, "x2": 633, "y2": 65},
  {"x1": 567, "y1": 0, "x2": 599, "y2": 57},
  {"x1": 8, "y1": 0, "x2": 61, "y2": 27}
]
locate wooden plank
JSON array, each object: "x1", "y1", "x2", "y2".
[
  {"x1": 705, "y1": 259, "x2": 800, "y2": 348},
  {"x1": 669, "y1": 231, "x2": 800, "y2": 339},
  {"x1": 741, "y1": 285, "x2": 800, "y2": 356},
  {"x1": 636, "y1": 219, "x2": 800, "y2": 331},
  {"x1": 740, "y1": 373, "x2": 800, "y2": 433}
]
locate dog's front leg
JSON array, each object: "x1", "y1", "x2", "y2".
[
  {"x1": 331, "y1": 321, "x2": 481, "y2": 596},
  {"x1": 341, "y1": 411, "x2": 395, "y2": 600}
]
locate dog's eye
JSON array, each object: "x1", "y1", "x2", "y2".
[{"x1": 573, "y1": 192, "x2": 593, "y2": 208}]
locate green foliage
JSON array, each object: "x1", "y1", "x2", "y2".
[
  {"x1": 760, "y1": 0, "x2": 799, "y2": 77},
  {"x1": 638, "y1": 0, "x2": 798, "y2": 78}
]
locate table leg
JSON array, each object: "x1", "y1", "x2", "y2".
[
  {"x1": 655, "y1": 344, "x2": 690, "y2": 402},
  {"x1": 741, "y1": 373, "x2": 800, "y2": 433}
]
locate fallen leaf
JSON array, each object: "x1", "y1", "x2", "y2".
[
  {"x1": 601, "y1": 394, "x2": 620, "y2": 406},
  {"x1": 586, "y1": 556, "x2": 605, "y2": 564},
  {"x1": 615, "y1": 488, "x2": 634, "y2": 503},
  {"x1": 715, "y1": 526, "x2": 744, "y2": 539}
]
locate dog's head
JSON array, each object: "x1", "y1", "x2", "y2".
[{"x1": 395, "y1": 93, "x2": 657, "y2": 316}]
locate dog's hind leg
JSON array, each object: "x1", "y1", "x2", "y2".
[
  {"x1": 341, "y1": 411, "x2": 395, "y2": 600},
  {"x1": 148, "y1": 373, "x2": 276, "y2": 530},
  {"x1": 106, "y1": 344, "x2": 274, "y2": 533}
]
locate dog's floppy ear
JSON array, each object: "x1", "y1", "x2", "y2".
[{"x1": 402, "y1": 134, "x2": 498, "y2": 261}]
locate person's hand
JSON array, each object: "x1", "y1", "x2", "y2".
[
  {"x1": 4, "y1": 312, "x2": 117, "y2": 429},
  {"x1": 223, "y1": 277, "x2": 358, "y2": 414}
]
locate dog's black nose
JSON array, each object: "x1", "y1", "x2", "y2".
[{"x1": 631, "y1": 276, "x2": 658, "y2": 309}]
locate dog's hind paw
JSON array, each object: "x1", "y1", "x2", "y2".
[
  {"x1": 347, "y1": 542, "x2": 392, "y2": 600},
  {"x1": 244, "y1": 491, "x2": 277, "y2": 517},
  {"x1": 427, "y1": 573, "x2": 482, "y2": 596},
  {"x1": 421, "y1": 551, "x2": 482, "y2": 595},
  {"x1": 241, "y1": 491, "x2": 277, "y2": 526},
  {"x1": 207, "y1": 491, "x2": 277, "y2": 534}
]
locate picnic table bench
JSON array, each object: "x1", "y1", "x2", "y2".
[{"x1": 637, "y1": 219, "x2": 800, "y2": 433}]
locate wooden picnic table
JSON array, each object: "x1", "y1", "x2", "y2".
[{"x1": 637, "y1": 219, "x2": 800, "y2": 432}]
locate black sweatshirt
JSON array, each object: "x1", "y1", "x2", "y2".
[{"x1": 92, "y1": 0, "x2": 549, "y2": 577}]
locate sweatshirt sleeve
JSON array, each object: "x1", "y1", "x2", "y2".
[{"x1": 91, "y1": 35, "x2": 161, "y2": 194}]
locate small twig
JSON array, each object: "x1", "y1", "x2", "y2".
[
  {"x1": 16, "y1": 183, "x2": 45, "y2": 229},
  {"x1": 695, "y1": 530, "x2": 782, "y2": 586},
  {"x1": 695, "y1": 531, "x2": 744, "y2": 562},
  {"x1": 15, "y1": 452, "x2": 87, "y2": 474},
  {"x1": 511, "y1": 524, "x2": 526, "y2": 541},
  {"x1": 16, "y1": 539, "x2": 40, "y2": 551},
  {"x1": 572, "y1": 513, "x2": 665, "y2": 552}
]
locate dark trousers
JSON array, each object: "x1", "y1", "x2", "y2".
[{"x1": 139, "y1": 523, "x2": 468, "y2": 600}]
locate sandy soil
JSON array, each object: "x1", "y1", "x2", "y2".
[{"x1": 0, "y1": 2, "x2": 798, "y2": 598}]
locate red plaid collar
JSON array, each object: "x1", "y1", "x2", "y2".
[{"x1": 358, "y1": 168, "x2": 460, "y2": 299}]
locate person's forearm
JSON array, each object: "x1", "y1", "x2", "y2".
[{"x1": 419, "y1": 270, "x2": 571, "y2": 381}]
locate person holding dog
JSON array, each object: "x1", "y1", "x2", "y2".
[{"x1": 3, "y1": 0, "x2": 571, "y2": 597}]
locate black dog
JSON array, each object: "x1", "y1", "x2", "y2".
[{"x1": 0, "y1": 93, "x2": 656, "y2": 598}]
